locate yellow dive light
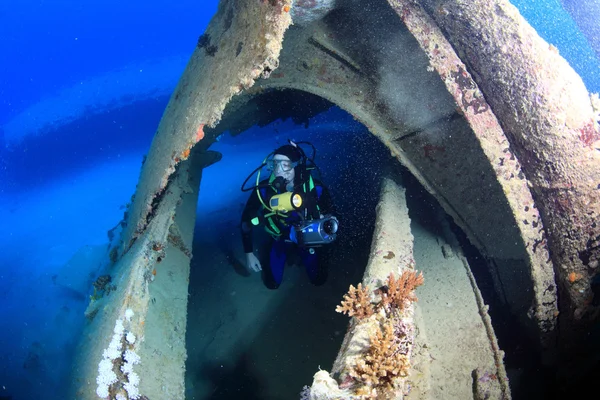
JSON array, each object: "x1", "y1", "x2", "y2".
[{"x1": 269, "y1": 191, "x2": 303, "y2": 213}]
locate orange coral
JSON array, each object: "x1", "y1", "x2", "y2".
[
  {"x1": 195, "y1": 124, "x2": 205, "y2": 142},
  {"x1": 349, "y1": 320, "x2": 409, "y2": 392},
  {"x1": 336, "y1": 283, "x2": 374, "y2": 319},
  {"x1": 568, "y1": 271, "x2": 583, "y2": 283},
  {"x1": 379, "y1": 271, "x2": 424, "y2": 312},
  {"x1": 336, "y1": 270, "x2": 424, "y2": 397}
]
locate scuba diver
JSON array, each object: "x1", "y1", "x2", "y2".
[{"x1": 240, "y1": 140, "x2": 338, "y2": 289}]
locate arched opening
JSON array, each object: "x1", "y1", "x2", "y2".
[
  {"x1": 182, "y1": 87, "x2": 510, "y2": 398},
  {"x1": 185, "y1": 99, "x2": 394, "y2": 398}
]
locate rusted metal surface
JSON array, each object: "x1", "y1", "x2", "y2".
[
  {"x1": 70, "y1": 1, "x2": 295, "y2": 398},
  {"x1": 218, "y1": 0, "x2": 558, "y2": 355},
  {"x1": 74, "y1": 0, "x2": 600, "y2": 397},
  {"x1": 119, "y1": 0, "x2": 293, "y2": 255},
  {"x1": 387, "y1": 0, "x2": 557, "y2": 352},
  {"x1": 418, "y1": 0, "x2": 600, "y2": 350}
]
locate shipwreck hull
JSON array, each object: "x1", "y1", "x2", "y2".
[{"x1": 70, "y1": 0, "x2": 600, "y2": 398}]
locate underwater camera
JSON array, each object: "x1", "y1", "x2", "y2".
[{"x1": 290, "y1": 215, "x2": 339, "y2": 247}]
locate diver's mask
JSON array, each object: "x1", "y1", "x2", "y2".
[{"x1": 266, "y1": 159, "x2": 298, "y2": 173}]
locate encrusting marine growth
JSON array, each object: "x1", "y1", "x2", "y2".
[
  {"x1": 336, "y1": 270, "x2": 424, "y2": 398},
  {"x1": 96, "y1": 309, "x2": 142, "y2": 399}
]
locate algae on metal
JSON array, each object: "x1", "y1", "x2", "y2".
[{"x1": 70, "y1": 0, "x2": 600, "y2": 398}]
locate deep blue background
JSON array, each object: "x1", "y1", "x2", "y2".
[
  {"x1": 0, "y1": 0, "x2": 217, "y2": 121},
  {"x1": 1, "y1": 0, "x2": 597, "y2": 128}
]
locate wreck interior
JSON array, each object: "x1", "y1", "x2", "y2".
[
  {"x1": 70, "y1": 0, "x2": 600, "y2": 399},
  {"x1": 185, "y1": 99, "x2": 541, "y2": 399},
  {"x1": 185, "y1": 107, "x2": 391, "y2": 398}
]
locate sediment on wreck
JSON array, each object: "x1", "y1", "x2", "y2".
[
  {"x1": 70, "y1": 0, "x2": 600, "y2": 397},
  {"x1": 387, "y1": 0, "x2": 558, "y2": 359},
  {"x1": 308, "y1": 176, "x2": 510, "y2": 399},
  {"x1": 70, "y1": 153, "x2": 199, "y2": 399},
  {"x1": 419, "y1": 0, "x2": 600, "y2": 353},
  {"x1": 69, "y1": 1, "x2": 295, "y2": 398}
]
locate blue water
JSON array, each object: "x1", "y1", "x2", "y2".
[
  {"x1": 0, "y1": 1, "x2": 598, "y2": 399},
  {"x1": 513, "y1": 0, "x2": 600, "y2": 93}
]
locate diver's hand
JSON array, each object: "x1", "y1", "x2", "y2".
[{"x1": 246, "y1": 252, "x2": 262, "y2": 272}]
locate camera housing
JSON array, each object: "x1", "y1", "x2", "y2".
[{"x1": 290, "y1": 215, "x2": 339, "y2": 247}]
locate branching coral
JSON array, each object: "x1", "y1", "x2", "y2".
[
  {"x1": 378, "y1": 271, "x2": 424, "y2": 313},
  {"x1": 335, "y1": 270, "x2": 424, "y2": 398},
  {"x1": 336, "y1": 271, "x2": 424, "y2": 320},
  {"x1": 336, "y1": 283, "x2": 374, "y2": 319},
  {"x1": 349, "y1": 320, "x2": 410, "y2": 396}
]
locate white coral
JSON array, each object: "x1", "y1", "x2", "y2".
[
  {"x1": 96, "y1": 359, "x2": 117, "y2": 399},
  {"x1": 97, "y1": 359, "x2": 117, "y2": 385},
  {"x1": 102, "y1": 346, "x2": 121, "y2": 361},
  {"x1": 97, "y1": 318, "x2": 127, "y2": 397},
  {"x1": 124, "y1": 349, "x2": 141, "y2": 365},
  {"x1": 123, "y1": 380, "x2": 140, "y2": 399},
  {"x1": 111, "y1": 332, "x2": 123, "y2": 348},
  {"x1": 128, "y1": 372, "x2": 140, "y2": 386},
  {"x1": 103, "y1": 330, "x2": 124, "y2": 360},
  {"x1": 96, "y1": 316, "x2": 142, "y2": 399},
  {"x1": 126, "y1": 331, "x2": 136, "y2": 344},
  {"x1": 114, "y1": 319, "x2": 124, "y2": 335},
  {"x1": 121, "y1": 362, "x2": 134, "y2": 375},
  {"x1": 96, "y1": 384, "x2": 109, "y2": 398}
]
